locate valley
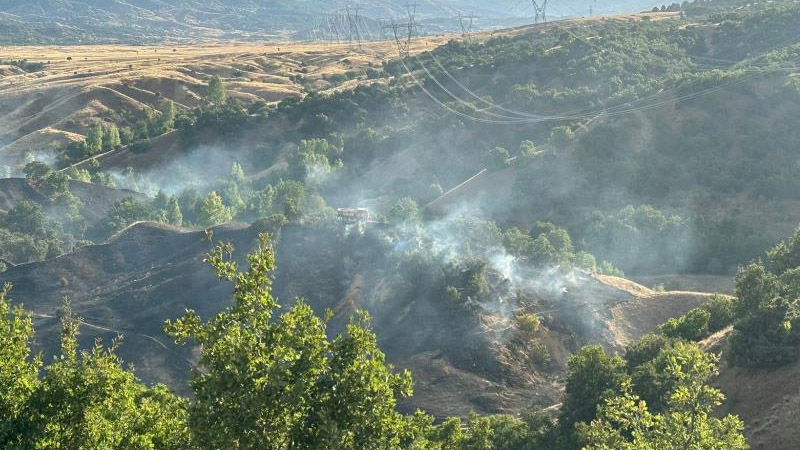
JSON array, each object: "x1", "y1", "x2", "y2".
[{"x1": 1, "y1": 0, "x2": 800, "y2": 448}]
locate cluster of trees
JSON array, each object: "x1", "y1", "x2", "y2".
[
  {"x1": 642, "y1": 222, "x2": 800, "y2": 368},
  {"x1": 0, "y1": 236, "x2": 748, "y2": 449},
  {"x1": 57, "y1": 73, "x2": 236, "y2": 168},
  {"x1": 59, "y1": 98, "x2": 179, "y2": 166},
  {"x1": 93, "y1": 156, "x2": 336, "y2": 238},
  {"x1": 0, "y1": 58, "x2": 47, "y2": 72},
  {"x1": 0, "y1": 163, "x2": 89, "y2": 269},
  {"x1": 726, "y1": 227, "x2": 800, "y2": 366},
  {"x1": 651, "y1": 3, "x2": 683, "y2": 12}
]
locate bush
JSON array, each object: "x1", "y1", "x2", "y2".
[
  {"x1": 517, "y1": 313, "x2": 541, "y2": 338},
  {"x1": 659, "y1": 308, "x2": 710, "y2": 341},
  {"x1": 702, "y1": 295, "x2": 737, "y2": 333}
]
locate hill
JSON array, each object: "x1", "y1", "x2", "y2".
[
  {"x1": 0, "y1": 177, "x2": 146, "y2": 225},
  {"x1": 0, "y1": 36, "x2": 453, "y2": 169},
  {"x1": 2, "y1": 221, "x2": 711, "y2": 417}
]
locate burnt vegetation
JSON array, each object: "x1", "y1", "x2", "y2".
[{"x1": 2, "y1": 0, "x2": 800, "y2": 448}]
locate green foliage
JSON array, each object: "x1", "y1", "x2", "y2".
[
  {"x1": 659, "y1": 307, "x2": 711, "y2": 341},
  {"x1": 702, "y1": 295, "x2": 737, "y2": 333},
  {"x1": 387, "y1": 197, "x2": 422, "y2": 228},
  {"x1": 727, "y1": 227, "x2": 800, "y2": 367},
  {"x1": 287, "y1": 138, "x2": 341, "y2": 182},
  {"x1": 437, "y1": 258, "x2": 491, "y2": 308},
  {"x1": 557, "y1": 346, "x2": 627, "y2": 448},
  {"x1": 104, "y1": 124, "x2": 122, "y2": 150},
  {"x1": 157, "y1": 99, "x2": 176, "y2": 134},
  {"x1": 486, "y1": 147, "x2": 511, "y2": 170},
  {"x1": 22, "y1": 161, "x2": 52, "y2": 180},
  {"x1": 95, "y1": 197, "x2": 159, "y2": 237},
  {"x1": 197, "y1": 191, "x2": 232, "y2": 228},
  {"x1": 85, "y1": 123, "x2": 104, "y2": 154},
  {"x1": 166, "y1": 236, "x2": 415, "y2": 449},
  {"x1": 0, "y1": 284, "x2": 40, "y2": 446},
  {"x1": 581, "y1": 205, "x2": 692, "y2": 274},
  {"x1": 549, "y1": 126, "x2": 575, "y2": 147},
  {"x1": 516, "y1": 313, "x2": 541, "y2": 338},
  {"x1": 165, "y1": 196, "x2": 183, "y2": 226},
  {"x1": 207, "y1": 75, "x2": 227, "y2": 106},
  {"x1": 581, "y1": 342, "x2": 747, "y2": 450},
  {"x1": 0, "y1": 289, "x2": 190, "y2": 449},
  {"x1": 529, "y1": 222, "x2": 575, "y2": 267},
  {"x1": 624, "y1": 334, "x2": 669, "y2": 370},
  {"x1": 3, "y1": 201, "x2": 54, "y2": 238}
]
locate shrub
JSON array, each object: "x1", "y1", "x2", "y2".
[
  {"x1": 517, "y1": 313, "x2": 541, "y2": 338},
  {"x1": 702, "y1": 295, "x2": 737, "y2": 333},
  {"x1": 659, "y1": 308, "x2": 710, "y2": 341}
]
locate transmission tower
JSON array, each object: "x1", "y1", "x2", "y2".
[
  {"x1": 383, "y1": 20, "x2": 409, "y2": 56},
  {"x1": 405, "y1": 2, "x2": 421, "y2": 42},
  {"x1": 531, "y1": 0, "x2": 549, "y2": 23},
  {"x1": 457, "y1": 13, "x2": 478, "y2": 41},
  {"x1": 378, "y1": 18, "x2": 391, "y2": 40}
]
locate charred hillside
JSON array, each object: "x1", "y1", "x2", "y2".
[{"x1": 3, "y1": 221, "x2": 710, "y2": 416}]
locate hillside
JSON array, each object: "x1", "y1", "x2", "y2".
[
  {"x1": 0, "y1": 177, "x2": 145, "y2": 224},
  {"x1": 2, "y1": 221, "x2": 711, "y2": 417},
  {"x1": 2, "y1": 0, "x2": 800, "y2": 447},
  {"x1": 0, "y1": 38, "x2": 449, "y2": 169}
]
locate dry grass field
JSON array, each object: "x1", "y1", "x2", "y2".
[
  {"x1": 0, "y1": 36, "x2": 452, "y2": 167},
  {"x1": 0, "y1": 12, "x2": 677, "y2": 168}
]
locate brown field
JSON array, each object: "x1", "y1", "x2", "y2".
[
  {"x1": 0, "y1": 36, "x2": 451, "y2": 167},
  {"x1": 0, "y1": 11, "x2": 678, "y2": 168}
]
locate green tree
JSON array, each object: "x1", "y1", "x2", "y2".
[
  {"x1": 557, "y1": 346, "x2": 627, "y2": 448},
  {"x1": 659, "y1": 307, "x2": 711, "y2": 341},
  {"x1": 387, "y1": 197, "x2": 422, "y2": 228},
  {"x1": 581, "y1": 342, "x2": 747, "y2": 450},
  {"x1": 86, "y1": 123, "x2": 104, "y2": 153},
  {"x1": 95, "y1": 197, "x2": 158, "y2": 237},
  {"x1": 157, "y1": 99, "x2": 176, "y2": 134},
  {"x1": 197, "y1": 191, "x2": 232, "y2": 228},
  {"x1": 549, "y1": 126, "x2": 575, "y2": 147},
  {"x1": 486, "y1": 147, "x2": 511, "y2": 170},
  {"x1": 166, "y1": 236, "x2": 416, "y2": 450},
  {"x1": 207, "y1": 75, "x2": 227, "y2": 106},
  {"x1": 16, "y1": 304, "x2": 191, "y2": 450},
  {"x1": 0, "y1": 284, "x2": 41, "y2": 446},
  {"x1": 165, "y1": 196, "x2": 183, "y2": 227},
  {"x1": 22, "y1": 161, "x2": 52, "y2": 180},
  {"x1": 3, "y1": 200, "x2": 51, "y2": 238},
  {"x1": 104, "y1": 124, "x2": 122, "y2": 150}
]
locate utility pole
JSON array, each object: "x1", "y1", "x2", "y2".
[{"x1": 532, "y1": 0, "x2": 549, "y2": 23}]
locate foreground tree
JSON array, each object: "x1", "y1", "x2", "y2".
[
  {"x1": 1, "y1": 290, "x2": 190, "y2": 450},
  {"x1": 166, "y1": 235, "x2": 415, "y2": 450},
  {"x1": 556, "y1": 345, "x2": 627, "y2": 448},
  {"x1": 580, "y1": 342, "x2": 747, "y2": 450},
  {"x1": 0, "y1": 283, "x2": 40, "y2": 446}
]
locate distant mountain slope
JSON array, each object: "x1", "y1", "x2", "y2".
[{"x1": 0, "y1": 0, "x2": 668, "y2": 44}]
